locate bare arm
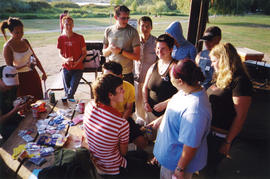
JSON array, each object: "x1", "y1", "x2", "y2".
[
  {"x1": 122, "y1": 102, "x2": 133, "y2": 120},
  {"x1": 102, "y1": 43, "x2": 112, "y2": 57},
  {"x1": 107, "y1": 44, "x2": 140, "y2": 61},
  {"x1": 58, "y1": 51, "x2": 72, "y2": 63},
  {"x1": 3, "y1": 44, "x2": 14, "y2": 66},
  {"x1": 0, "y1": 103, "x2": 27, "y2": 123},
  {"x1": 219, "y1": 96, "x2": 252, "y2": 155},
  {"x1": 174, "y1": 145, "x2": 198, "y2": 178},
  {"x1": 147, "y1": 115, "x2": 163, "y2": 130},
  {"x1": 24, "y1": 39, "x2": 47, "y2": 80},
  {"x1": 153, "y1": 98, "x2": 170, "y2": 113},
  {"x1": 119, "y1": 143, "x2": 128, "y2": 156},
  {"x1": 121, "y1": 45, "x2": 140, "y2": 61},
  {"x1": 142, "y1": 64, "x2": 154, "y2": 112},
  {"x1": 195, "y1": 52, "x2": 201, "y2": 65}
]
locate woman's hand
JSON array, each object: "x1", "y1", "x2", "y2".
[
  {"x1": 147, "y1": 116, "x2": 162, "y2": 130},
  {"x1": 219, "y1": 142, "x2": 231, "y2": 157},
  {"x1": 153, "y1": 101, "x2": 167, "y2": 112},
  {"x1": 150, "y1": 157, "x2": 159, "y2": 166},
  {"x1": 42, "y1": 73, "x2": 47, "y2": 81},
  {"x1": 173, "y1": 170, "x2": 185, "y2": 179},
  {"x1": 14, "y1": 102, "x2": 28, "y2": 113},
  {"x1": 144, "y1": 102, "x2": 152, "y2": 112}
]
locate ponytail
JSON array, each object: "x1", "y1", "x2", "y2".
[
  {"x1": 0, "y1": 20, "x2": 9, "y2": 41},
  {"x1": 0, "y1": 17, "x2": 23, "y2": 41},
  {"x1": 172, "y1": 59, "x2": 205, "y2": 86}
]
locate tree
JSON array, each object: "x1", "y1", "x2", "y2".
[
  {"x1": 130, "y1": 0, "x2": 137, "y2": 11},
  {"x1": 124, "y1": 0, "x2": 133, "y2": 7},
  {"x1": 256, "y1": 0, "x2": 270, "y2": 14},
  {"x1": 210, "y1": 0, "x2": 252, "y2": 15},
  {"x1": 173, "y1": 0, "x2": 191, "y2": 14},
  {"x1": 165, "y1": 0, "x2": 177, "y2": 10},
  {"x1": 155, "y1": 1, "x2": 169, "y2": 15},
  {"x1": 110, "y1": 0, "x2": 123, "y2": 6},
  {"x1": 147, "y1": 4, "x2": 157, "y2": 15}
]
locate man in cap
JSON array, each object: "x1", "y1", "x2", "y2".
[
  {"x1": 0, "y1": 66, "x2": 26, "y2": 141},
  {"x1": 196, "y1": 26, "x2": 222, "y2": 89}
]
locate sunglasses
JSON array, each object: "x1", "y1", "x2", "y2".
[
  {"x1": 119, "y1": 16, "x2": 130, "y2": 20},
  {"x1": 5, "y1": 73, "x2": 17, "y2": 78}
]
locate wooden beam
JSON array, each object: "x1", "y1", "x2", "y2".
[
  {"x1": 187, "y1": 0, "x2": 201, "y2": 46},
  {"x1": 187, "y1": 0, "x2": 209, "y2": 52},
  {"x1": 196, "y1": 0, "x2": 210, "y2": 52}
]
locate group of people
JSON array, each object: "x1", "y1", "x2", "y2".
[
  {"x1": 0, "y1": 4, "x2": 253, "y2": 179},
  {"x1": 83, "y1": 5, "x2": 253, "y2": 179}
]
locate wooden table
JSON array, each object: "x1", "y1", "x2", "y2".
[
  {"x1": 65, "y1": 99, "x2": 91, "y2": 149},
  {"x1": 0, "y1": 99, "x2": 79, "y2": 178}
]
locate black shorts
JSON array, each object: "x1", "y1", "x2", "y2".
[{"x1": 127, "y1": 117, "x2": 143, "y2": 143}]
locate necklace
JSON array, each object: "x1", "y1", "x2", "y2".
[{"x1": 158, "y1": 60, "x2": 172, "y2": 75}]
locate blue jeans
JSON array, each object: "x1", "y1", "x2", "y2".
[{"x1": 62, "y1": 68, "x2": 83, "y2": 99}]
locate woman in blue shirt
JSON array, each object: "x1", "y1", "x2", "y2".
[{"x1": 149, "y1": 59, "x2": 211, "y2": 179}]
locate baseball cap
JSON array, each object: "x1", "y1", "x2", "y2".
[
  {"x1": 200, "y1": 26, "x2": 221, "y2": 41},
  {"x1": 2, "y1": 66, "x2": 19, "y2": 86}
]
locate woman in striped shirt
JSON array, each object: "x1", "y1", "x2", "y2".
[{"x1": 83, "y1": 74, "x2": 129, "y2": 176}]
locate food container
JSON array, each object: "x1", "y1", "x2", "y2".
[
  {"x1": 31, "y1": 104, "x2": 40, "y2": 118},
  {"x1": 78, "y1": 102, "x2": 85, "y2": 114},
  {"x1": 49, "y1": 91, "x2": 56, "y2": 104}
]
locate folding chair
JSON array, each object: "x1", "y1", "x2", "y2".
[{"x1": 81, "y1": 41, "x2": 105, "y2": 98}]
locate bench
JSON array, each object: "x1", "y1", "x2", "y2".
[{"x1": 236, "y1": 47, "x2": 264, "y2": 61}]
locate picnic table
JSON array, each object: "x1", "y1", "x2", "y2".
[{"x1": 0, "y1": 98, "x2": 86, "y2": 178}]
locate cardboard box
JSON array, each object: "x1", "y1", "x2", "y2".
[{"x1": 236, "y1": 47, "x2": 264, "y2": 61}]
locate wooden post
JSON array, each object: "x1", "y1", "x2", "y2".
[
  {"x1": 187, "y1": 0, "x2": 209, "y2": 52},
  {"x1": 196, "y1": 0, "x2": 209, "y2": 52},
  {"x1": 187, "y1": 0, "x2": 201, "y2": 46}
]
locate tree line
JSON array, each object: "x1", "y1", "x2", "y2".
[{"x1": 0, "y1": 0, "x2": 269, "y2": 18}]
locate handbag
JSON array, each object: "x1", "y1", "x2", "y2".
[{"x1": 83, "y1": 49, "x2": 101, "y2": 69}]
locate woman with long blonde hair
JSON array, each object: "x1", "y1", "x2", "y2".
[{"x1": 205, "y1": 42, "x2": 253, "y2": 176}]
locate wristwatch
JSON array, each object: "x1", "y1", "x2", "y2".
[
  {"x1": 119, "y1": 48, "x2": 123, "y2": 54},
  {"x1": 176, "y1": 167, "x2": 184, "y2": 172}
]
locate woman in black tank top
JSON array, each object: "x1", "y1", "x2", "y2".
[{"x1": 142, "y1": 34, "x2": 177, "y2": 121}]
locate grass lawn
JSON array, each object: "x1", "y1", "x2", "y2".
[
  {"x1": 0, "y1": 14, "x2": 269, "y2": 59},
  {"x1": 208, "y1": 15, "x2": 270, "y2": 57}
]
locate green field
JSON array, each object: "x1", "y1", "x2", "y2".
[{"x1": 0, "y1": 14, "x2": 269, "y2": 59}]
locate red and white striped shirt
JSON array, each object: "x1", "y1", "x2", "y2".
[{"x1": 83, "y1": 102, "x2": 129, "y2": 175}]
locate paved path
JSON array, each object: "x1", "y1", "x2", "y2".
[{"x1": 0, "y1": 20, "x2": 189, "y2": 36}]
